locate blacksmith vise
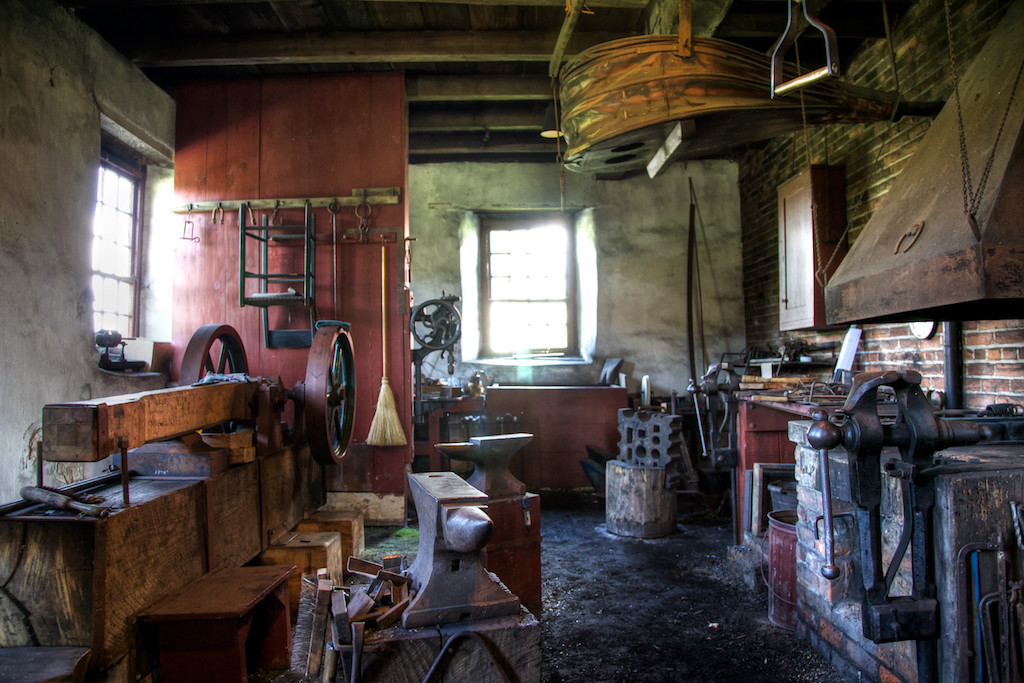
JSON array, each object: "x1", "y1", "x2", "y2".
[{"x1": 402, "y1": 472, "x2": 521, "y2": 628}]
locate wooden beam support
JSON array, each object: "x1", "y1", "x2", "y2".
[
  {"x1": 409, "y1": 103, "x2": 546, "y2": 132},
  {"x1": 678, "y1": 0, "x2": 692, "y2": 57},
  {"x1": 406, "y1": 75, "x2": 552, "y2": 102},
  {"x1": 42, "y1": 382, "x2": 256, "y2": 462},
  {"x1": 129, "y1": 30, "x2": 628, "y2": 68},
  {"x1": 409, "y1": 131, "x2": 557, "y2": 155},
  {"x1": 71, "y1": 0, "x2": 648, "y2": 7},
  {"x1": 646, "y1": 119, "x2": 696, "y2": 178},
  {"x1": 549, "y1": 0, "x2": 586, "y2": 77}
]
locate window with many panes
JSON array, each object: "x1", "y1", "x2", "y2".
[
  {"x1": 92, "y1": 155, "x2": 143, "y2": 336},
  {"x1": 479, "y1": 213, "x2": 579, "y2": 358}
]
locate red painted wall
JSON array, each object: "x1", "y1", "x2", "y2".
[{"x1": 171, "y1": 73, "x2": 411, "y2": 493}]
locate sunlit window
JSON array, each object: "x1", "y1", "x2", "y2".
[
  {"x1": 92, "y1": 157, "x2": 142, "y2": 336},
  {"x1": 481, "y1": 215, "x2": 578, "y2": 357}
]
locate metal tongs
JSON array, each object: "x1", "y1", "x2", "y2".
[{"x1": 769, "y1": 0, "x2": 841, "y2": 98}]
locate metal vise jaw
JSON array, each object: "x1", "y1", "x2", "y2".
[
  {"x1": 808, "y1": 369, "x2": 985, "y2": 648},
  {"x1": 402, "y1": 472, "x2": 521, "y2": 628}
]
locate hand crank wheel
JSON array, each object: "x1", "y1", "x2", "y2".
[
  {"x1": 179, "y1": 324, "x2": 249, "y2": 385},
  {"x1": 305, "y1": 325, "x2": 356, "y2": 465},
  {"x1": 410, "y1": 298, "x2": 461, "y2": 351}
]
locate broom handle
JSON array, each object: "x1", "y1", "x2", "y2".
[{"x1": 380, "y1": 241, "x2": 387, "y2": 376}]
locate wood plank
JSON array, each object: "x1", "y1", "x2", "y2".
[
  {"x1": 128, "y1": 30, "x2": 630, "y2": 67},
  {"x1": 205, "y1": 462, "x2": 263, "y2": 571},
  {"x1": 42, "y1": 382, "x2": 256, "y2": 462},
  {"x1": 260, "y1": 445, "x2": 324, "y2": 546},
  {"x1": 407, "y1": 75, "x2": 551, "y2": 102},
  {"x1": 72, "y1": 0, "x2": 647, "y2": 6}
]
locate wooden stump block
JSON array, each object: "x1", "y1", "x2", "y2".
[
  {"x1": 0, "y1": 646, "x2": 90, "y2": 683},
  {"x1": 296, "y1": 510, "x2": 364, "y2": 574},
  {"x1": 352, "y1": 608, "x2": 540, "y2": 683},
  {"x1": 257, "y1": 532, "x2": 342, "y2": 613},
  {"x1": 605, "y1": 461, "x2": 677, "y2": 538}
]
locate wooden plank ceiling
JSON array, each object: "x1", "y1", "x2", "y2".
[{"x1": 59, "y1": 0, "x2": 913, "y2": 164}]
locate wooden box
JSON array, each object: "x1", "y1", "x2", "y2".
[
  {"x1": 257, "y1": 531, "x2": 343, "y2": 613},
  {"x1": 0, "y1": 478, "x2": 208, "y2": 672},
  {"x1": 296, "y1": 510, "x2": 364, "y2": 573}
]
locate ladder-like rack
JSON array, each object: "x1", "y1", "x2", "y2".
[{"x1": 239, "y1": 201, "x2": 316, "y2": 348}]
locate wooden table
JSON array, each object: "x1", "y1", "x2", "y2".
[{"x1": 139, "y1": 565, "x2": 295, "y2": 683}]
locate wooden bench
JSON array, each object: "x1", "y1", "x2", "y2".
[{"x1": 138, "y1": 565, "x2": 294, "y2": 683}]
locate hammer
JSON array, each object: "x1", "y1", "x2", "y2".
[{"x1": 20, "y1": 486, "x2": 110, "y2": 518}]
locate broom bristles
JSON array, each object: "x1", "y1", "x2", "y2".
[{"x1": 367, "y1": 377, "x2": 407, "y2": 446}]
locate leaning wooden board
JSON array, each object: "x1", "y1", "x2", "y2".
[
  {"x1": 0, "y1": 477, "x2": 207, "y2": 672},
  {"x1": 42, "y1": 382, "x2": 256, "y2": 462}
]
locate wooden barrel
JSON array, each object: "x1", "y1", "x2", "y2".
[{"x1": 606, "y1": 460, "x2": 677, "y2": 538}]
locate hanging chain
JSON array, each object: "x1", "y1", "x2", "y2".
[
  {"x1": 818, "y1": 0, "x2": 901, "y2": 282},
  {"x1": 944, "y1": 0, "x2": 1024, "y2": 239},
  {"x1": 354, "y1": 190, "x2": 371, "y2": 243},
  {"x1": 793, "y1": 39, "x2": 829, "y2": 289}
]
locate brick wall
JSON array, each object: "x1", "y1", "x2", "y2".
[{"x1": 738, "y1": 0, "x2": 1021, "y2": 409}]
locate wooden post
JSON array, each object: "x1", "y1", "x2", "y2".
[{"x1": 678, "y1": 0, "x2": 692, "y2": 57}]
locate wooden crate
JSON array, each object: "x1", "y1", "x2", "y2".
[
  {"x1": 0, "y1": 478, "x2": 207, "y2": 671},
  {"x1": 257, "y1": 531, "x2": 343, "y2": 613},
  {"x1": 296, "y1": 510, "x2": 364, "y2": 572}
]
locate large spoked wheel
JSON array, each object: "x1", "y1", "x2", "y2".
[
  {"x1": 305, "y1": 325, "x2": 356, "y2": 465},
  {"x1": 179, "y1": 324, "x2": 249, "y2": 385},
  {"x1": 410, "y1": 298, "x2": 461, "y2": 350}
]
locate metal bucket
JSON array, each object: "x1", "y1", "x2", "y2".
[{"x1": 767, "y1": 509, "x2": 798, "y2": 630}]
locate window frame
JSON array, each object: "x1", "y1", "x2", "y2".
[
  {"x1": 93, "y1": 149, "x2": 145, "y2": 337},
  {"x1": 477, "y1": 211, "x2": 580, "y2": 359}
]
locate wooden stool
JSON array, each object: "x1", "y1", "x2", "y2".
[
  {"x1": 139, "y1": 565, "x2": 294, "y2": 683},
  {"x1": 0, "y1": 647, "x2": 90, "y2": 683}
]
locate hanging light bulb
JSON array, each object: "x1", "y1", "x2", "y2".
[{"x1": 540, "y1": 103, "x2": 562, "y2": 139}]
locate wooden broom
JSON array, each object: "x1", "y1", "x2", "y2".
[{"x1": 367, "y1": 240, "x2": 407, "y2": 446}]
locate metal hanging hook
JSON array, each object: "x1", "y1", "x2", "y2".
[{"x1": 181, "y1": 205, "x2": 199, "y2": 242}]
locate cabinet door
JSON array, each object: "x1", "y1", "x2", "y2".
[{"x1": 777, "y1": 166, "x2": 846, "y2": 331}]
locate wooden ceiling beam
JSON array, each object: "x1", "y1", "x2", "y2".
[
  {"x1": 407, "y1": 75, "x2": 552, "y2": 101},
  {"x1": 129, "y1": 30, "x2": 628, "y2": 67},
  {"x1": 70, "y1": 0, "x2": 647, "y2": 6},
  {"x1": 410, "y1": 103, "x2": 547, "y2": 132}
]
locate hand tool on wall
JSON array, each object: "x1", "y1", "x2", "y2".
[{"x1": 367, "y1": 240, "x2": 406, "y2": 446}]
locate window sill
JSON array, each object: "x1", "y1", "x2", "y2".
[{"x1": 469, "y1": 356, "x2": 589, "y2": 367}]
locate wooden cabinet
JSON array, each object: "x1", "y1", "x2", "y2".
[{"x1": 777, "y1": 165, "x2": 847, "y2": 330}]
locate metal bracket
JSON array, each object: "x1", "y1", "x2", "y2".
[{"x1": 769, "y1": 0, "x2": 840, "y2": 98}]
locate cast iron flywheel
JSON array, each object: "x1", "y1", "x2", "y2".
[
  {"x1": 304, "y1": 324, "x2": 356, "y2": 465},
  {"x1": 179, "y1": 324, "x2": 249, "y2": 384}
]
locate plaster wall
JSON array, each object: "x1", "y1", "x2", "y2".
[
  {"x1": 0, "y1": 0, "x2": 175, "y2": 502},
  {"x1": 408, "y1": 161, "x2": 746, "y2": 399}
]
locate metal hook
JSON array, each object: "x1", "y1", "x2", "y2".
[
  {"x1": 269, "y1": 200, "x2": 281, "y2": 226},
  {"x1": 212, "y1": 203, "x2": 224, "y2": 225},
  {"x1": 181, "y1": 204, "x2": 199, "y2": 242}
]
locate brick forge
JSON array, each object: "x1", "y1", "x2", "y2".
[
  {"x1": 790, "y1": 419, "x2": 1024, "y2": 682},
  {"x1": 790, "y1": 421, "x2": 918, "y2": 683}
]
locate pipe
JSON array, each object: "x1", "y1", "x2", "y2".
[{"x1": 943, "y1": 321, "x2": 963, "y2": 410}]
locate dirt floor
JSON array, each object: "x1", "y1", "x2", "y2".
[
  {"x1": 360, "y1": 500, "x2": 852, "y2": 683},
  {"x1": 537, "y1": 504, "x2": 850, "y2": 683}
]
